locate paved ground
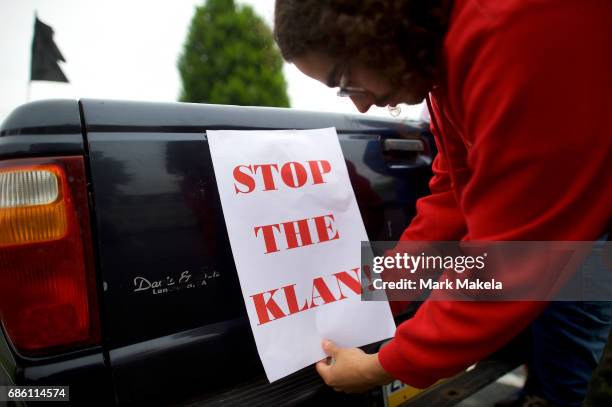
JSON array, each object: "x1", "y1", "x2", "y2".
[{"x1": 457, "y1": 366, "x2": 526, "y2": 406}]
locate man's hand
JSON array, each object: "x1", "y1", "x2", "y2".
[{"x1": 315, "y1": 340, "x2": 394, "y2": 393}]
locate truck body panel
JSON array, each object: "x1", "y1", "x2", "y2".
[{"x1": 1, "y1": 99, "x2": 433, "y2": 405}]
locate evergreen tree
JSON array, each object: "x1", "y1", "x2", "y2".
[{"x1": 178, "y1": 0, "x2": 290, "y2": 107}]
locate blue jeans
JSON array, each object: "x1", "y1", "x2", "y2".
[{"x1": 524, "y1": 301, "x2": 612, "y2": 406}]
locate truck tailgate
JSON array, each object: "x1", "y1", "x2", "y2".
[{"x1": 81, "y1": 99, "x2": 432, "y2": 404}]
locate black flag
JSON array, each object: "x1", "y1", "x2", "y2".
[{"x1": 30, "y1": 16, "x2": 69, "y2": 82}]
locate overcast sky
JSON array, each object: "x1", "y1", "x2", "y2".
[{"x1": 0, "y1": 0, "x2": 425, "y2": 125}]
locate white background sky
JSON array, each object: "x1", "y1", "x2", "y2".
[{"x1": 0, "y1": 0, "x2": 425, "y2": 125}]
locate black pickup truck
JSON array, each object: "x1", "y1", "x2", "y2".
[{"x1": 0, "y1": 99, "x2": 519, "y2": 406}]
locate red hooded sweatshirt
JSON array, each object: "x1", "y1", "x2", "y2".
[{"x1": 377, "y1": 0, "x2": 612, "y2": 388}]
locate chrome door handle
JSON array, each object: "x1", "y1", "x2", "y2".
[{"x1": 382, "y1": 138, "x2": 424, "y2": 153}]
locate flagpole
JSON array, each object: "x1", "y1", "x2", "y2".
[{"x1": 27, "y1": 11, "x2": 36, "y2": 104}]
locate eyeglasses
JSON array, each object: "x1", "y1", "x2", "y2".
[
  {"x1": 335, "y1": 65, "x2": 402, "y2": 117},
  {"x1": 336, "y1": 70, "x2": 369, "y2": 98}
]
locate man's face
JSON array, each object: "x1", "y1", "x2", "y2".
[{"x1": 292, "y1": 51, "x2": 424, "y2": 113}]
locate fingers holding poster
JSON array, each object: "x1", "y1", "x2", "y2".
[{"x1": 206, "y1": 127, "x2": 396, "y2": 382}]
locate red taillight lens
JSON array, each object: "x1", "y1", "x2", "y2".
[{"x1": 0, "y1": 156, "x2": 100, "y2": 355}]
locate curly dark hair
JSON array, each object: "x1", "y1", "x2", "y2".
[{"x1": 274, "y1": 0, "x2": 452, "y2": 98}]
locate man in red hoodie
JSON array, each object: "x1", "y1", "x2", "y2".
[{"x1": 274, "y1": 0, "x2": 612, "y2": 405}]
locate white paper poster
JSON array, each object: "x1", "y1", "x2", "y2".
[{"x1": 207, "y1": 127, "x2": 396, "y2": 382}]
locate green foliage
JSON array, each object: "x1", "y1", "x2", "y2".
[{"x1": 178, "y1": 0, "x2": 290, "y2": 107}]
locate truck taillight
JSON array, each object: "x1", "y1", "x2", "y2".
[{"x1": 0, "y1": 156, "x2": 100, "y2": 355}]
